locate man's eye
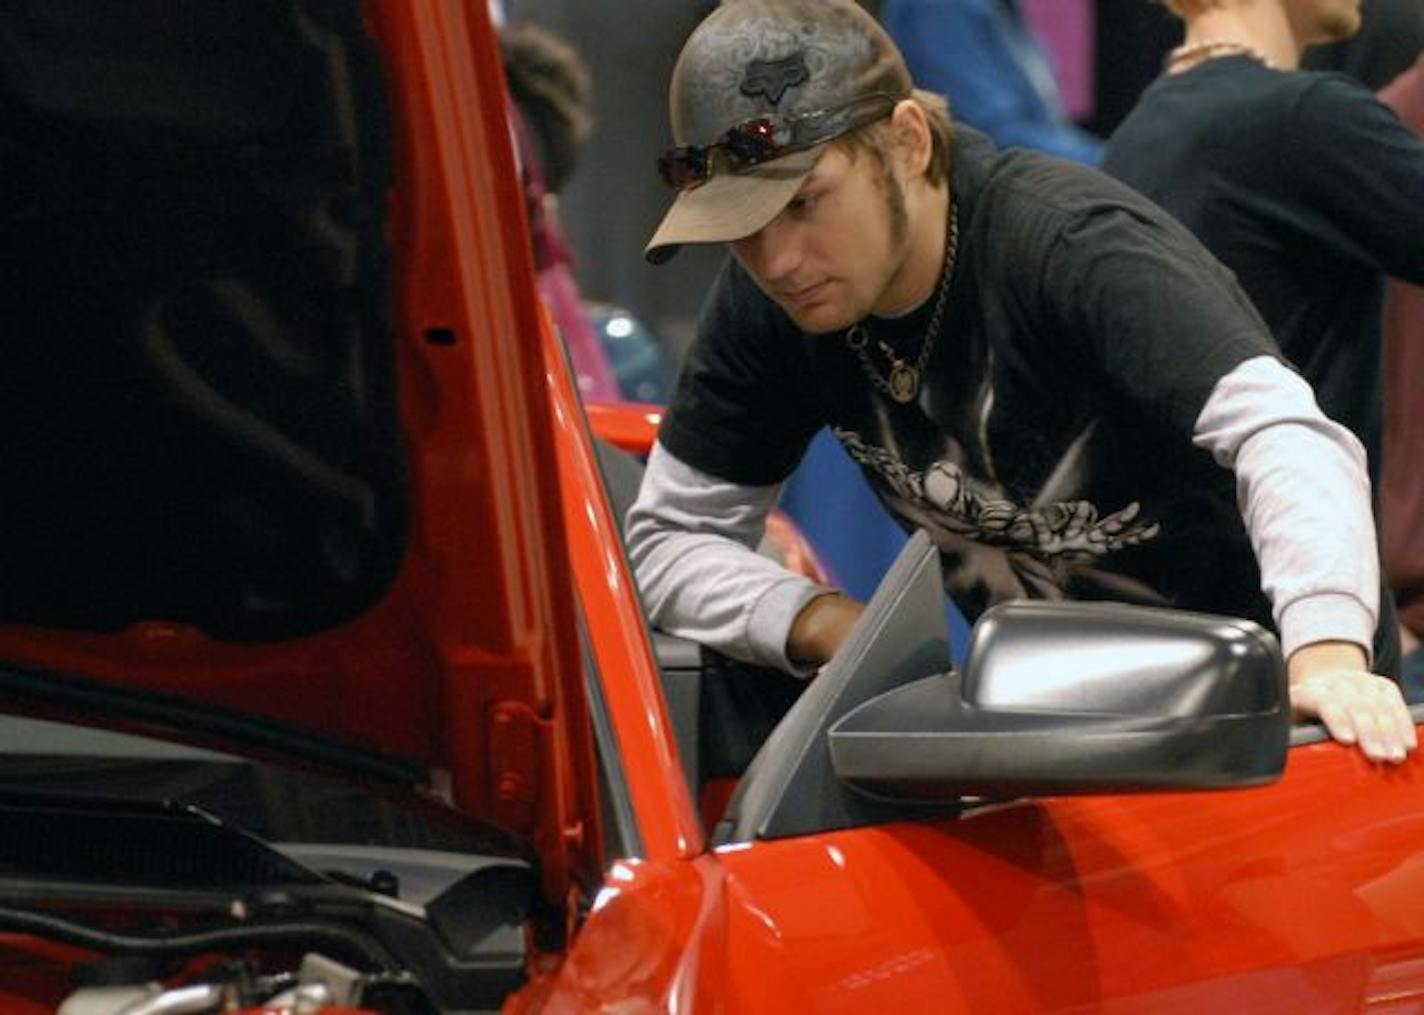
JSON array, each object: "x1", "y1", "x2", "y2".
[{"x1": 788, "y1": 194, "x2": 817, "y2": 215}]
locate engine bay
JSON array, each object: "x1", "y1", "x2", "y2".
[{"x1": 0, "y1": 782, "x2": 531, "y2": 1014}]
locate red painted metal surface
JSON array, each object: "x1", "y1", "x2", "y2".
[
  {"x1": 583, "y1": 402, "x2": 664, "y2": 456},
  {"x1": 0, "y1": 936, "x2": 94, "y2": 1014},
  {"x1": 543, "y1": 317, "x2": 703, "y2": 862},
  {"x1": 518, "y1": 738, "x2": 1424, "y2": 1012},
  {"x1": 365, "y1": 0, "x2": 601, "y2": 902},
  {"x1": 507, "y1": 857, "x2": 729, "y2": 1013},
  {"x1": 708, "y1": 742, "x2": 1424, "y2": 1012}
]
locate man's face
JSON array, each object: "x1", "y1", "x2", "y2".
[
  {"x1": 728, "y1": 144, "x2": 912, "y2": 335},
  {"x1": 1286, "y1": 0, "x2": 1362, "y2": 45}
]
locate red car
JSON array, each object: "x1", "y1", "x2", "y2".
[{"x1": 1, "y1": 3, "x2": 1422, "y2": 1013}]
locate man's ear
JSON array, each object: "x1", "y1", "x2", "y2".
[{"x1": 889, "y1": 99, "x2": 932, "y2": 179}]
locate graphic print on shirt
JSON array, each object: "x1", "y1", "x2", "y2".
[{"x1": 831, "y1": 406, "x2": 1162, "y2": 616}]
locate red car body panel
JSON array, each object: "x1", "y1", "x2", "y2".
[
  {"x1": 544, "y1": 327, "x2": 704, "y2": 865},
  {"x1": 519, "y1": 744, "x2": 1424, "y2": 1012},
  {"x1": 583, "y1": 402, "x2": 664, "y2": 456}
]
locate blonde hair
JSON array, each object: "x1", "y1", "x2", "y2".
[{"x1": 835, "y1": 89, "x2": 955, "y2": 186}]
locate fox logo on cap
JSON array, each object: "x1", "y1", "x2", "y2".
[{"x1": 740, "y1": 52, "x2": 810, "y2": 107}]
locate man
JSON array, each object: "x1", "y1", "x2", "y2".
[
  {"x1": 1102, "y1": 2, "x2": 1424, "y2": 687},
  {"x1": 628, "y1": 0, "x2": 1415, "y2": 762}
]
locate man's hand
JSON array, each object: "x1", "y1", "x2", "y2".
[
  {"x1": 1289, "y1": 641, "x2": 1417, "y2": 763},
  {"x1": 787, "y1": 592, "x2": 865, "y2": 668}
]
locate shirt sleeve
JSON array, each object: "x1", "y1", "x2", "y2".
[
  {"x1": 1038, "y1": 197, "x2": 1280, "y2": 434},
  {"x1": 657, "y1": 259, "x2": 823, "y2": 485},
  {"x1": 1036, "y1": 195, "x2": 1378, "y2": 659},
  {"x1": 625, "y1": 441, "x2": 831, "y2": 674},
  {"x1": 1192, "y1": 356, "x2": 1378, "y2": 662},
  {"x1": 1288, "y1": 74, "x2": 1424, "y2": 283}
]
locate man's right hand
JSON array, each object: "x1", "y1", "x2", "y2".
[{"x1": 787, "y1": 591, "x2": 866, "y2": 668}]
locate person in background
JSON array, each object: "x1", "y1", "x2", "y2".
[
  {"x1": 880, "y1": 0, "x2": 1103, "y2": 164},
  {"x1": 1302, "y1": 0, "x2": 1424, "y2": 88},
  {"x1": 501, "y1": 22, "x2": 624, "y2": 402},
  {"x1": 1299, "y1": 0, "x2": 1424, "y2": 696},
  {"x1": 1086, "y1": 1, "x2": 1180, "y2": 137},
  {"x1": 504, "y1": 0, "x2": 721, "y2": 369},
  {"x1": 627, "y1": 0, "x2": 1415, "y2": 762},
  {"x1": 1101, "y1": 0, "x2": 1424, "y2": 691},
  {"x1": 1378, "y1": 52, "x2": 1424, "y2": 694}
]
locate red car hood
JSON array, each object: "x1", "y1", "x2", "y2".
[{"x1": 0, "y1": 1, "x2": 598, "y2": 900}]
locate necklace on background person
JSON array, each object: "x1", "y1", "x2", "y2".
[
  {"x1": 845, "y1": 197, "x2": 959, "y2": 405},
  {"x1": 1164, "y1": 38, "x2": 1277, "y2": 73}
]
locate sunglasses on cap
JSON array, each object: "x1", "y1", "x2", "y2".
[{"x1": 657, "y1": 91, "x2": 905, "y2": 191}]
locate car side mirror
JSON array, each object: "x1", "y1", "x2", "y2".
[{"x1": 828, "y1": 601, "x2": 1289, "y2": 800}]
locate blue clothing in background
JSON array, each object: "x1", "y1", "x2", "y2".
[
  {"x1": 780, "y1": 429, "x2": 972, "y2": 663},
  {"x1": 881, "y1": 0, "x2": 1103, "y2": 165}
]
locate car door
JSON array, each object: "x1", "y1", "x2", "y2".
[{"x1": 707, "y1": 738, "x2": 1424, "y2": 1013}]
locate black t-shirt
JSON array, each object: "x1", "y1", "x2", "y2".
[
  {"x1": 661, "y1": 126, "x2": 1289, "y2": 629},
  {"x1": 1102, "y1": 57, "x2": 1424, "y2": 480}
]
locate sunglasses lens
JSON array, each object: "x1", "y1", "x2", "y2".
[
  {"x1": 722, "y1": 119, "x2": 779, "y2": 169},
  {"x1": 658, "y1": 148, "x2": 708, "y2": 190}
]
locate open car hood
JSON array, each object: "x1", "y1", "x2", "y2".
[{"x1": 0, "y1": 2, "x2": 598, "y2": 899}]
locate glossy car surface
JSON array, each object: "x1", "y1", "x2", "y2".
[{"x1": 1, "y1": 3, "x2": 1422, "y2": 1014}]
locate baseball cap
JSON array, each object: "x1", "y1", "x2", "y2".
[{"x1": 644, "y1": 0, "x2": 913, "y2": 264}]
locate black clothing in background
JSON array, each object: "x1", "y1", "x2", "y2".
[
  {"x1": 1103, "y1": 56, "x2": 1424, "y2": 680},
  {"x1": 1087, "y1": 0, "x2": 1180, "y2": 137},
  {"x1": 1303, "y1": 0, "x2": 1424, "y2": 91},
  {"x1": 1103, "y1": 57, "x2": 1424, "y2": 486}
]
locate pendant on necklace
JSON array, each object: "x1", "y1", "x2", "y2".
[{"x1": 888, "y1": 362, "x2": 919, "y2": 403}]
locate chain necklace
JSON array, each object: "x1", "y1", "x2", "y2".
[
  {"x1": 1164, "y1": 38, "x2": 1276, "y2": 74},
  {"x1": 846, "y1": 197, "x2": 959, "y2": 405}
]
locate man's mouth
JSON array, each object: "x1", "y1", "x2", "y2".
[{"x1": 783, "y1": 281, "x2": 830, "y2": 307}]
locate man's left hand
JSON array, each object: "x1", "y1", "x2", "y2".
[{"x1": 1289, "y1": 641, "x2": 1417, "y2": 764}]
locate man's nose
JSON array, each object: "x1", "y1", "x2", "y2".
[{"x1": 734, "y1": 217, "x2": 800, "y2": 282}]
